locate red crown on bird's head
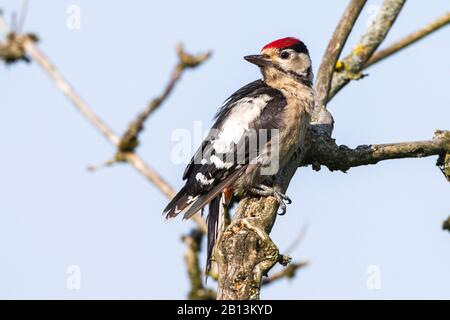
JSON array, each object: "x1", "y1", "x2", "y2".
[
  {"x1": 261, "y1": 37, "x2": 309, "y2": 55},
  {"x1": 262, "y1": 37, "x2": 302, "y2": 51}
]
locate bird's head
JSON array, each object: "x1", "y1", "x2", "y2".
[{"x1": 244, "y1": 37, "x2": 313, "y2": 87}]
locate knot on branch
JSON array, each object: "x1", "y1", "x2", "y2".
[
  {"x1": 443, "y1": 216, "x2": 450, "y2": 233},
  {"x1": 176, "y1": 44, "x2": 211, "y2": 69},
  {"x1": 0, "y1": 32, "x2": 38, "y2": 64},
  {"x1": 434, "y1": 130, "x2": 450, "y2": 181}
]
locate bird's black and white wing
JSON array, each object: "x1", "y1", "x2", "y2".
[
  {"x1": 163, "y1": 79, "x2": 287, "y2": 219},
  {"x1": 163, "y1": 79, "x2": 287, "y2": 273}
]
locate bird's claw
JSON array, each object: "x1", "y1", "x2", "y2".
[{"x1": 250, "y1": 184, "x2": 291, "y2": 215}]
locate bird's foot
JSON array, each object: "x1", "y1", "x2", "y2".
[{"x1": 250, "y1": 184, "x2": 292, "y2": 215}]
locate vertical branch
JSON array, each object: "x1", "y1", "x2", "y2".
[{"x1": 314, "y1": 0, "x2": 367, "y2": 113}]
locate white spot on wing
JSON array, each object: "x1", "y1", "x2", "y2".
[
  {"x1": 187, "y1": 195, "x2": 199, "y2": 204},
  {"x1": 195, "y1": 172, "x2": 215, "y2": 185}
]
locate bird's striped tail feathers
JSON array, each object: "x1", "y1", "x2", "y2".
[
  {"x1": 182, "y1": 166, "x2": 246, "y2": 221},
  {"x1": 163, "y1": 186, "x2": 194, "y2": 219},
  {"x1": 164, "y1": 166, "x2": 246, "y2": 279}
]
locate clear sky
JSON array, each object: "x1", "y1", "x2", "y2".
[{"x1": 0, "y1": 0, "x2": 449, "y2": 299}]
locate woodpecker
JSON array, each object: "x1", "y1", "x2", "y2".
[{"x1": 164, "y1": 37, "x2": 315, "y2": 272}]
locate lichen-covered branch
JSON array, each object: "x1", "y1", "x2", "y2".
[
  {"x1": 215, "y1": 196, "x2": 284, "y2": 300},
  {"x1": 365, "y1": 12, "x2": 450, "y2": 68},
  {"x1": 215, "y1": 145, "x2": 302, "y2": 300},
  {"x1": 215, "y1": 128, "x2": 449, "y2": 299},
  {"x1": 328, "y1": 0, "x2": 406, "y2": 101},
  {"x1": 118, "y1": 44, "x2": 211, "y2": 153},
  {"x1": 303, "y1": 129, "x2": 450, "y2": 173}
]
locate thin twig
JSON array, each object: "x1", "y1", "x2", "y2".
[
  {"x1": 118, "y1": 44, "x2": 211, "y2": 153},
  {"x1": 328, "y1": 0, "x2": 406, "y2": 102},
  {"x1": 17, "y1": 0, "x2": 29, "y2": 33},
  {"x1": 0, "y1": 10, "x2": 8, "y2": 33},
  {"x1": 365, "y1": 12, "x2": 450, "y2": 68},
  {"x1": 262, "y1": 262, "x2": 309, "y2": 286},
  {"x1": 285, "y1": 222, "x2": 309, "y2": 255}
]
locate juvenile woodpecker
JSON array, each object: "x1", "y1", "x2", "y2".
[{"x1": 164, "y1": 37, "x2": 315, "y2": 272}]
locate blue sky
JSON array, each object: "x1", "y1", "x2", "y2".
[{"x1": 0, "y1": 0, "x2": 449, "y2": 299}]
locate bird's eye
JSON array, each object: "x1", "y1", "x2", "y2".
[{"x1": 280, "y1": 51, "x2": 290, "y2": 59}]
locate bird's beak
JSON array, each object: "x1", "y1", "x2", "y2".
[{"x1": 244, "y1": 54, "x2": 272, "y2": 67}]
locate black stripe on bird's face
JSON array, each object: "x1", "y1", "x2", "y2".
[
  {"x1": 283, "y1": 42, "x2": 309, "y2": 55},
  {"x1": 271, "y1": 63, "x2": 313, "y2": 87}
]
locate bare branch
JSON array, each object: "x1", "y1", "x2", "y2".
[
  {"x1": 23, "y1": 40, "x2": 121, "y2": 145},
  {"x1": 216, "y1": 197, "x2": 283, "y2": 300},
  {"x1": 182, "y1": 229, "x2": 216, "y2": 300},
  {"x1": 0, "y1": 15, "x2": 208, "y2": 233},
  {"x1": 328, "y1": 0, "x2": 406, "y2": 102},
  {"x1": 365, "y1": 12, "x2": 450, "y2": 68},
  {"x1": 261, "y1": 262, "x2": 309, "y2": 286},
  {"x1": 303, "y1": 129, "x2": 450, "y2": 173},
  {"x1": 314, "y1": 0, "x2": 367, "y2": 112},
  {"x1": 118, "y1": 44, "x2": 211, "y2": 153},
  {"x1": 285, "y1": 222, "x2": 309, "y2": 255}
]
